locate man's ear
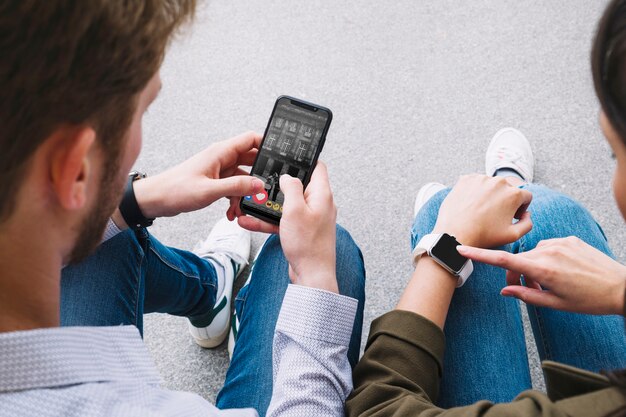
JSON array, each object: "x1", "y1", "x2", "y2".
[{"x1": 48, "y1": 126, "x2": 97, "y2": 211}]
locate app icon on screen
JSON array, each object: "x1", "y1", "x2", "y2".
[{"x1": 252, "y1": 190, "x2": 268, "y2": 204}]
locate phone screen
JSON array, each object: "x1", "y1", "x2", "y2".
[{"x1": 241, "y1": 96, "x2": 332, "y2": 224}]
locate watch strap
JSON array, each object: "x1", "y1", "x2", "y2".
[
  {"x1": 456, "y1": 258, "x2": 473, "y2": 287},
  {"x1": 412, "y1": 234, "x2": 441, "y2": 267},
  {"x1": 119, "y1": 173, "x2": 154, "y2": 230},
  {"x1": 412, "y1": 233, "x2": 473, "y2": 288}
]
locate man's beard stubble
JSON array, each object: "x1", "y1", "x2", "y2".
[{"x1": 67, "y1": 153, "x2": 126, "y2": 265}]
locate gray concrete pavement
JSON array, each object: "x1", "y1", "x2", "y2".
[{"x1": 139, "y1": 0, "x2": 622, "y2": 403}]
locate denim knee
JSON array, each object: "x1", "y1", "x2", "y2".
[
  {"x1": 335, "y1": 224, "x2": 366, "y2": 296},
  {"x1": 516, "y1": 184, "x2": 610, "y2": 252},
  {"x1": 336, "y1": 224, "x2": 364, "y2": 269}
]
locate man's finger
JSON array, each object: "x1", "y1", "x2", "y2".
[
  {"x1": 304, "y1": 162, "x2": 333, "y2": 210},
  {"x1": 216, "y1": 131, "x2": 262, "y2": 167},
  {"x1": 234, "y1": 167, "x2": 251, "y2": 177},
  {"x1": 306, "y1": 161, "x2": 330, "y2": 193},
  {"x1": 209, "y1": 131, "x2": 262, "y2": 168},
  {"x1": 227, "y1": 196, "x2": 242, "y2": 221},
  {"x1": 237, "y1": 215, "x2": 279, "y2": 234},
  {"x1": 226, "y1": 201, "x2": 236, "y2": 221},
  {"x1": 228, "y1": 131, "x2": 263, "y2": 154},
  {"x1": 205, "y1": 176, "x2": 265, "y2": 201},
  {"x1": 236, "y1": 149, "x2": 258, "y2": 167},
  {"x1": 280, "y1": 174, "x2": 305, "y2": 212},
  {"x1": 222, "y1": 166, "x2": 252, "y2": 178}
]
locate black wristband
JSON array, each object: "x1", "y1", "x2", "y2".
[{"x1": 119, "y1": 172, "x2": 155, "y2": 230}]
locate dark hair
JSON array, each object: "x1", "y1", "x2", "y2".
[
  {"x1": 0, "y1": 0, "x2": 196, "y2": 223},
  {"x1": 592, "y1": 0, "x2": 626, "y2": 405},
  {"x1": 593, "y1": 0, "x2": 626, "y2": 144}
]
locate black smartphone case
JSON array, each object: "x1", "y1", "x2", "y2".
[{"x1": 239, "y1": 95, "x2": 333, "y2": 225}]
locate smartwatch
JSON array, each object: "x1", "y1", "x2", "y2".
[
  {"x1": 119, "y1": 171, "x2": 155, "y2": 230},
  {"x1": 412, "y1": 233, "x2": 473, "y2": 287}
]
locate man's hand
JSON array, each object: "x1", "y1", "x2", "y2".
[
  {"x1": 238, "y1": 162, "x2": 339, "y2": 293},
  {"x1": 130, "y1": 131, "x2": 265, "y2": 221},
  {"x1": 458, "y1": 237, "x2": 626, "y2": 315},
  {"x1": 432, "y1": 174, "x2": 533, "y2": 247}
]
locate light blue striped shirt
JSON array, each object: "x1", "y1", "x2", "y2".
[{"x1": 0, "y1": 285, "x2": 357, "y2": 417}]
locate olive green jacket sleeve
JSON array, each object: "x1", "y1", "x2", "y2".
[{"x1": 346, "y1": 310, "x2": 626, "y2": 417}]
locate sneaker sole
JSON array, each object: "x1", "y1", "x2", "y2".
[{"x1": 191, "y1": 325, "x2": 230, "y2": 348}]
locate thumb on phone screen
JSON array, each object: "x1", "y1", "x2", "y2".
[
  {"x1": 279, "y1": 174, "x2": 305, "y2": 212},
  {"x1": 279, "y1": 162, "x2": 338, "y2": 292}
]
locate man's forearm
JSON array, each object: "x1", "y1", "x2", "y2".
[{"x1": 267, "y1": 284, "x2": 358, "y2": 417}]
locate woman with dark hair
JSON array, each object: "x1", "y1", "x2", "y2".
[{"x1": 347, "y1": 0, "x2": 626, "y2": 415}]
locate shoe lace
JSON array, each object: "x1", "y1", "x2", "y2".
[{"x1": 496, "y1": 147, "x2": 524, "y2": 163}]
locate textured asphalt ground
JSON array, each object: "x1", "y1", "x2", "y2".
[{"x1": 139, "y1": 0, "x2": 622, "y2": 403}]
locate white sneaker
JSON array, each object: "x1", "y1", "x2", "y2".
[
  {"x1": 414, "y1": 182, "x2": 446, "y2": 218},
  {"x1": 485, "y1": 128, "x2": 534, "y2": 182},
  {"x1": 226, "y1": 275, "x2": 246, "y2": 359},
  {"x1": 188, "y1": 218, "x2": 250, "y2": 348},
  {"x1": 227, "y1": 313, "x2": 239, "y2": 359},
  {"x1": 226, "y1": 238, "x2": 267, "y2": 359}
]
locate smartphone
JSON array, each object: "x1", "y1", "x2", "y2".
[{"x1": 240, "y1": 96, "x2": 333, "y2": 225}]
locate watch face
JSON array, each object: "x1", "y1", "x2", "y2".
[{"x1": 430, "y1": 233, "x2": 467, "y2": 274}]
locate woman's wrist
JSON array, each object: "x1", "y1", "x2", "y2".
[
  {"x1": 431, "y1": 223, "x2": 479, "y2": 247},
  {"x1": 396, "y1": 257, "x2": 457, "y2": 329}
]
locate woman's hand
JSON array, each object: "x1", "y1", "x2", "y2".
[
  {"x1": 458, "y1": 237, "x2": 626, "y2": 315},
  {"x1": 131, "y1": 131, "x2": 265, "y2": 220},
  {"x1": 432, "y1": 174, "x2": 533, "y2": 248}
]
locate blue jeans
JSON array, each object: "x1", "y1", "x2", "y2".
[
  {"x1": 411, "y1": 184, "x2": 626, "y2": 407},
  {"x1": 61, "y1": 225, "x2": 366, "y2": 417}
]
